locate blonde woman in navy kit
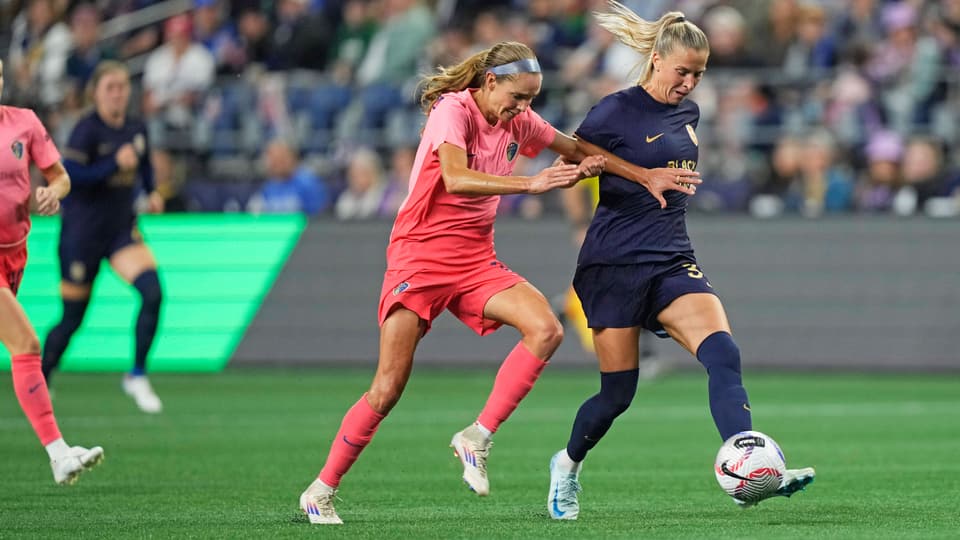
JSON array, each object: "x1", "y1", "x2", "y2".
[{"x1": 546, "y1": 2, "x2": 815, "y2": 519}]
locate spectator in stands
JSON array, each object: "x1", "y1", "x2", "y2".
[
  {"x1": 265, "y1": 0, "x2": 332, "y2": 72},
  {"x1": 899, "y1": 136, "x2": 948, "y2": 215},
  {"x1": 856, "y1": 129, "x2": 903, "y2": 213},
  {"x1": 930, "y1": 0, "x2": 960, "y2": 68},
  {"x1": 8, "y1": 0, "x2": 72, "y2": 112},
  {"x1": 64, "y1": 4, "x2": 115, "y2": 107},
  {"x1": 793, "y1": 130, "x2": 854, "y2": 216},
  {"x1": 746, "y1": 0, "x2": 796, "y2": 68},
  {"x1": 327, "y1": 0, "x2": 379, "y2": 83},
  {"x1": 247, "y1": 139, "x2": 329, "y2": 215},
  {"x1": 353, "y1": 0, "x2": 434, "y2": 129},
  {"x1": 781, "y1": 2, "x2": 838, "y2": 79},
  {"x1": 378, "y1": 145, "x2": 415, "y2": 216},
  {"x1": 335, "y1": 147, "x2": 387, "y2": 220},
  {"x1": 193, "y1": 0, "x2": 247, "y2": 75},
  {"x1": 234, "y1": 6, "x2": 272, "y2": 68},
  {"x1": 699, "y1": 4, "x2": 761, "y2": 68},
  {"x1": 867, "y1": 2, "x2": 944, "y2": 131},
  {"x1": 142, "y1": 14, "x2": 215, "y2": 198}
]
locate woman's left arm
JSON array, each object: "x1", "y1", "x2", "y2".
[{"x1": 549, "y1": 130, "x2": 701, "y2": 209}]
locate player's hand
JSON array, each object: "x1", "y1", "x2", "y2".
[
  {"x1": 643, "y1": 168, "x2": 701, "y2": 209},
  {"x1": 147, "y1": 191, "x2": 165, "y2": 213},
  {"x1": 116, "y1": 143, "x2": 139, "y2": 170},
  {"x1": 577, "y1": 155, "x2": 606, "y2": 179},
  {"x1": 34, "y1": 186, "x2": 61, "y2": 216},
  {"x1": 526, "y1": 163, "x2": 584, "y2": 194}
]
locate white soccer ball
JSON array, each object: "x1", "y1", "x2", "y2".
[{"x1": 714, "y1": 430, "x2": 786, "y2": 504}]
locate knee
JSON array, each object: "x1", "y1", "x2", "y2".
[
  {"x1": 523, "y1": 316, "x2": 564, "y2": 355},
  {"x1": 599, "y1": 370, "x2": 638, "y2": 415},
  {"x1": 697, "y1": 331, "x2": 741, "y2": 373},
  {"x1": 367, "y1": 379, "x2": 405, "y2": 414}
]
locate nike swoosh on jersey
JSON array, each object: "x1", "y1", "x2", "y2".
[{"x1": 646, "y1": 133, "x2": 665, "y2": 143}]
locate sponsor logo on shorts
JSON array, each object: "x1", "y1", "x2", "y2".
[
  {"x1": 392, "y1": 281, "x2": 409, "y2": 295},
  {"x1": 70, "y1": 261, "x2": 86, "y2": 283},
  {"x1": 10, "y1": 140, "x2": 23, "y2": 160}
]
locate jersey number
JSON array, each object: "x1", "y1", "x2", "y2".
[{"x1": 681, "y1": 263, "x2": 703, "y2": 279}]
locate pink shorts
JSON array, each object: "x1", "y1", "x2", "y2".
[
  {"x1": 0, "y1": 243, "x2": 28, "y2": 296},
  {"x1": 378, "y1": 260, "x2": 526, "y2": 336}
]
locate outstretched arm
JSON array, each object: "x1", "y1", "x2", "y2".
[
  {"x1": 549, "y1": 130, "x2": 701, "y2": 209},
  {"x1": 437, "y1": 143, "x2": 602, "y2": 196}
]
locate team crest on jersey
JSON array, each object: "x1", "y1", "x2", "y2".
[
  {"x1": 133, "y1": 134, "x2": 146, "y2": 155},
  {"x1": 10, "y1": 140, "x2": 24, "y2": 160},
  {"x1": 392, "y1": 281, "x2": 410, "y2": 296},
  {"x1": 685, "y1": 124, "x2": 699, "y2": 147},
  {"x1": 506, "y1": 141, "x2": 519, "y2": 162}
]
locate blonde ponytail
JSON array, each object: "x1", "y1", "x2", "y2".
[{"x1": 594, "y1": 1, "x2": 708, "y2": 86}]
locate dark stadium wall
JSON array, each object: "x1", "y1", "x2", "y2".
[{"x1": 233, "y1": 217, "x2": 960, "y2": 372}]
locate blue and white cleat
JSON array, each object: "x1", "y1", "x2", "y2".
[
  {"x1": 777, "y1": 467, "x2": 815, "y2": 497},
  {"x1": 299, "y1": 479, "x2": 343, "y2": 525},
  {"x1": 450, "y1": 425, "x2": 492, "y2": 496},
  {"x1": 547, "y1": 450, "x2": 582, "y2": 520},
  {"x1": 734, "y1": 467, "x2": 815, "y2": 508}
]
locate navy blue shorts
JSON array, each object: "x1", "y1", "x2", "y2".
[
  {"x1": 59, "y1": 221, "x2": 141, "y2": 284},
  {"x1": 573, "y1": 256, "x2": 717, "y2": 336}
]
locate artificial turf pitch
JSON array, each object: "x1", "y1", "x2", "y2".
[{"x1": 1, "y1": 369, "x2": 958, "y2": 539}]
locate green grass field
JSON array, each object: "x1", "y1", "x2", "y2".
[{"x1": 1, "y1": 369, "x2": 958, "y2": 539}]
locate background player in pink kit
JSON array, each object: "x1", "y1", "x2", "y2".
[
  {"x1": 0, "y1": 59, "x2": 104, "y2": 485},
  {"x1": 298, "y1": 41, "x2": 702, "y2": 525}
]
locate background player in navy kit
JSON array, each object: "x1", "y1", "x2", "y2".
[
  {"x1": 546, "y1": 2, "x2": 815, "y2": 519},
  {"x1": 41, "y1": 61, "x2": 165, "y2": 413}
]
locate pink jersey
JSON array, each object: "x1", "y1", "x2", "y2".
[
  {"x1": 0, "y1": 106, "x2": 61, "y2": 247},
  {"x1": 387, "y1": 89, "x2": 555, "y2": 270}
]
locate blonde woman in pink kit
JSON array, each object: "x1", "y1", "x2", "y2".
[
  {"x1": 298, "y1": 41, "x2": 701, "y2": 524},
  {"x1": 0, "y1": 59, "x2": 103, "y2": 485}
]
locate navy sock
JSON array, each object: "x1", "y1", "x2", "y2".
[
  {"x1": 696, "y1": 331, "x2": 752, "y2": 440},
  {"x1": 132, "y1": 270, "x2": 162, "y2": 374},
  {"x1": 566, "y1": 369, "x2": 639, "y2": 462},
  {"x1": 42, "y1": 298, "x2": 90, "y2": 383}
]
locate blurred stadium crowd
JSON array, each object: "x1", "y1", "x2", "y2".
[{"x1": 2, "y1": 0, "x2": 959, "y2": 218}]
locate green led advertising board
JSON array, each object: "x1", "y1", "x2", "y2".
[{"x1": 1, "y1": 214, "x2": 304, "y2": 372}]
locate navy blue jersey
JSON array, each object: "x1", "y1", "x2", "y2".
[
  {"x1": 60, "y1": 110, "x2": 154, "y2": 231},
  {"x1": 575, "y1": 86, "x2": 700, "y2": 267}
]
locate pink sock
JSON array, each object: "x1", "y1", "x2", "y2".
[
  {"x1": 11, "y1": 353, "x2": 62, "y2": 445},
  {"x1": 319, "y1": 393, "x2": 385, "y2": 487},
  {"x1": 477, "y1": 342, "x2": 547, "y2": 434}
]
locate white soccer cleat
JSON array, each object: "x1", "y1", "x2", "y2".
[
  {"x1": 777, "y1": 467, "x2": 815, "y2": 497},
  {"x1": 299, "y1": 479, "x2": 343, "y2": 525},
  {"x1": 450, "y1": 425, "x2": 492, "y2": 496},
  {"x1": 547, "y1": 450, "x2": 582, "y2": 520},
  {"x1": 122, "y1": 375, "x2": 163, "y2": 413},
  {"x1": 733, "y1": 466, "x2": 816, "y2": 507},
  {"x1": 51, "y1": 445, "x2": 104, "y2": 485}
]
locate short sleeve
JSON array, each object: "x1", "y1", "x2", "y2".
[
  {"x1": 574, "y1": 94, "x2": 624, "y2": 152},
  {"x1": 27, "y1": 111, "x2": 61, "y2": 169},
  {"x1": 423, "y1": 95, "x2": 471, "y2": 153},
  {"x1": 517, "y1": 107, "x2": 555, "y2": 158}
]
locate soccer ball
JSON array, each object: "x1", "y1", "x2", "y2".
[{"x1": 714, "y1": 431, "x2": 786, "y2": 504}]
